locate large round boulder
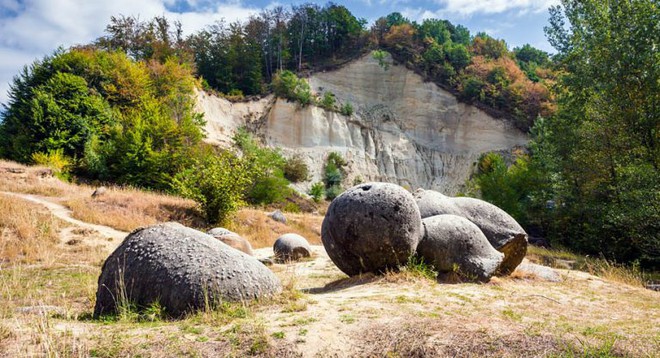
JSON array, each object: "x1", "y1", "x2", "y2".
[
  {"x1": 207, "y1": 227, "x2": 254, "y2": 256},
  {"x1": 273, "y1": 233, "x2": 312, "y2": 262},
  {"x1": 417, "y1": 215, "x2": 504, "y2": 282},
  {"x1": 414, "y1": 189, "x2": 527, "y2": 275},
  {"x1": 321, "y1": 182, "x2": 422, "y2": 276},
  {"x1": 94, "y1": 223, "x2": 281, "y2": 318}
]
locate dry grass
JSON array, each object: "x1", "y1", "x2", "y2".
[
  {"x1": 0, "y1": 160, "x2": 71, "y2": 197},
  {"x1": 65, "y1": 187, "x2": 204, "y2": 233},
  {"x1": 228, "y1": 208, "x2": 323, "y2": 249},
  {"x1": 0, "y1": 194, "x2": 61, "y2": 264}
]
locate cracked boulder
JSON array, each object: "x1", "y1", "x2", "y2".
[
  {"x1": 417, "y1": 214, "x2": 504, "y2": 282},
  {"x1": 94, "y1": 223, "x2": 281, "y2": 318},
  {"x1": 414, "y1": 189, "x2": 527, "y2": 275},
  {"x1": 322, "y1": 182, "x2": 422, "y2": 276}
]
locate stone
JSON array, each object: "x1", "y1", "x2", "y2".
[
  {"x1": 414, "y1": 189, "x2": 527, "y2": 275},
  {"x1": 273, "y1": 233, "x2": 312, "y2": 262},
  {"x1": 93, "y1": 222, "x2": 281, "y2": 318},
  {"x1": 268, "y1": 210, "x2": 287, "y2": 224},
  {"x1": 91, "y1": 186, "x2": 107, "y2": 198},
  {"x1": 515, "y1": 262, "x2": 561, "y2": 282},
  {"x1": 207, "y1": 227, "x2": 254, "y2": 256},
  {"x1": 321, "y1": 182, "x2": 422, "y2": 276},
  {"x1": 417, "y1": 214, "x2": 504, "y2": 282}
]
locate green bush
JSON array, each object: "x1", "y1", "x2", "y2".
[
  {"x1": 371, "y1": 50, "x2": 389, "y2": 70},
  {"x1": 324, "y1": 152, "x2": 347, "y2": 200},
  {"x1": 325, "y1": 185, "x2": 343, "y2": 201},
  {"x1": 173, "y1": 150, "x2": 252, "y2": 225},
  {"x1": 284, "y1": 155, "x2": 309, "y2": 183},
  {"x1": 340, "y1": 102, "x2": 354, "y2": 116},
  {"x1": 319, "y1": 92, "x2": 336, "y2": 110},
  {"x1": 308, "y1": 182, "x2": 325, "y2": 203},
  {"x1": 271, "y1": 70, "x2": 312, "y2": 106}
]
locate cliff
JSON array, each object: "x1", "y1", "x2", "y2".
[{"x1": 198, "y1": 53, "x2": 528, "y2": 194}]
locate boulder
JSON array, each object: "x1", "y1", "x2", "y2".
[
  {"x1": 94, "y1": 223, "x2": 281, "y2": 318},
  {"x1": 268, "y1": 210, "x2": 287, "y2": 224},
  {"x1": 91, "y1": 186, "x2": 107, "y2": 198},
  {"x1": 321, "y1": 182, "x2": 422, "y2": 276},
  {"x1": 418, "y1": 215, "x2": 504, "y2": 282},
  {"x1": 273, "y1": 233, "x2": 312, "y2": 262},
  {"x1": 414, "y1": 189, "x2": 527, "y2": 275},
  {"x1": 207, "y1": 227, "x2": 254, "y2": 256}
]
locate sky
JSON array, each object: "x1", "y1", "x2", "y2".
[{"x1": 0, "y1": 0, "x2": 560, "y2": 106}]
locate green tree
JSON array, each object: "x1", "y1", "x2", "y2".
[{"x1": 541, "y1": 0, "x2": 660, "y2": 267}]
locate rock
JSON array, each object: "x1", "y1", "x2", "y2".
[
  {"x1": 515, "y1": 262, "x2": 561, "y2": 282},
  {"x1": 207, "y1": 227, "x2": 254, "y2": 256},
  {"x1": 91, "y1": 186, "x2": 107, "y2": 198},
  {"x1": 273, "y1": 233, "x2": 312, "y2": 262},
  {"x1": 321, "y1": 182, "x2": 422, "y2": 276},
  {"x1": 414, "y1": 189, "x2": 527, "y2": 275},
  {"x1": 268, "y1": 210, "x2": 287, "y2": 224},
  {"x1": 93, "y1": 222, "x2": 281, "y2": 318},
  {"x1": 417, "y1": 215, "x2": 504, "y2": 282}
]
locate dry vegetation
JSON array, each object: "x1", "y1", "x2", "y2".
[{"x1": 0, "y1": 160, "x2": 658, "y2": 357}]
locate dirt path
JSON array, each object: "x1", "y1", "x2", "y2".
[{"x1": 0, "y1": 191, "x2": 127, "y2": 252}]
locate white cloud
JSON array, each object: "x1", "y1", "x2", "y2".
[
  {"x1": 0, "y1": 0, "x2": 258, "y2": 106},
  {"x1": 436, "y1": 0, "x2": 559, "y2": 15}
]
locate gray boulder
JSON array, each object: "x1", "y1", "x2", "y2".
[
  {"x1": 207, "y1": 227, "x2": 254, "y2": 256},
  {"x1": 414, "y1": 189, "x2": 527, "y2": 275},
  {"x1": 91, "y1": 186, "x2": 107, "y2": 198},
  {"x1": 321, "y1": 182, "x2": 422, "y2": 276},
  {"x1": 417, "y1": 215, "x2": 504, "y2": 282},
  {"x1": 268, "y1": 210, "x2": 287, "y2": 224},
  {"x1": 94, "y1": 223, "x2": 281, "y2": 318},
  {"x1": 273, "y1": 233, "x2": 312, "y2": 262}
]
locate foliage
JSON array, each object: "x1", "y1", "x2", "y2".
[
  {"x1": 173, "y1": 148, "x2": 252, "y2": 224},
  {"x1": 308, "y1": 182, "x2": 325, "y2": 203},
  {"x1": 371, "y1": 50, "x2": 389, "y2": 70},
  {"x1": 324, "y1": 151, "x2": 347, "y2": 200},
  {"x1": 537, "y1": 0, "x2": 660, "y2": 268},
  {"x1": 340, "y1": 102, "x2": 354, "y2": 116},
  {"x1": 233, "y1": 129, "x2": 292, "y2": 205},
  {"x1": 271, "y1": 70, "x2": 312, "y2": 106},
  {"x1": 319, "y1": 92, "x2": 336, "y2": 110},
  {"x1": 283, "y1": 155, "x2": 309, "y2": 183},
  {"x1": 31, "y1": 149, "x2": 71, "y2": 181}
]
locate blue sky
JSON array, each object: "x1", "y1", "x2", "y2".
[{"x1": 0, "y1": 0, "x2": 559, "y2": 105}]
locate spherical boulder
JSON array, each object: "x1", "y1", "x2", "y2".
[
  {"x1": 417, "y1": 215, "x2": 504, "y2": 282},
  {"x1": 268, "y1": 210, "x2": 287, "y2": 224},
  {"x1": 273, "y1": 233, "x2": 312, "y2": 262},
  {"x1": 93, "y1": 223, "x2": 281, "y2": 318},
  {"x1": 207, "y1": 227, "x2": 254, "y2": 256},
  {"x1": 321, "y1": 182, "x2": 422, "y2": 276},
  {"x1": 414, "y1": 189, "x2": 527, "y2": 275}
]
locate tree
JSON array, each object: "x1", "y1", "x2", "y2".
[{"x1": 541, "y1": 0, "x2": 660, "y2": 267}]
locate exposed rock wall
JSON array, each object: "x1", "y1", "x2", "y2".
[{"x1": 198, "y1": 53, "x2": 528, "y2": 194}]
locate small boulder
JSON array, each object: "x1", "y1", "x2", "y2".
[
  {"x1": 321, "y1": 182, "x2": 422, "y2": 276},
  {"x1": 91, "y1": 186, "x2": 107, "y2": 198},
  {"x1": 414, "y1": 189, "x2": 527, "y2": 275},
  {"x1": 515, "y1": 262, "x2": 561, "y2": 282},
  {"x1": 268, "y1": 210, "x2": 287, "y2": 224},
  {"x1": 94, "y1": 223, "x2": 281, "y2": 318},
  {"x1": 207, "y1": 228, "x2": 254, "y2": 256},
  {"x1": 418, "y1": 215, "x2": 504, "y2": 282},
  {"x1": 273, "y1": 233, "x2": 312, "y2": 262}
]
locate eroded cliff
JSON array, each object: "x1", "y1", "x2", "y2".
[{"x1": 198, "y1": 53, "x2": 528, "y2": 194}]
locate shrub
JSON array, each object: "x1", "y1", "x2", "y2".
[
  {"x1": 32, "y1": 148, "x2": 71, "y2": 180},
  {"x1": 324, "y1": 151, "x2": 347, "y2": 200},
  {"x1": 308, "y1": 182, "x2": 325, "y2": 203},
  {"x1": 319, "y1": 92, "x2": 336, "y2": 110},
  {"x1": 284, "y1": 155, "x2": 309, "y2": 183},
  {"x1": 325, "y1": 185, "x2": 343, "y2": 201},
  {"x1": 272, "y1": 70, "x2": 312, "y2": 106},
  {"x1": 371, "y1": 50, "x2": 390, "y2": 70},
  {"x1": 340, "y1": 102, "x2": 354, "y2": 116},
  {"x1": 173, "y1": 150, "x2": 252, "y2": 225}
]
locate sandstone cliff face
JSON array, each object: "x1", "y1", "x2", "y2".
[{"x1": 198, "y1": 53, "x2": 528, "y2": 194}]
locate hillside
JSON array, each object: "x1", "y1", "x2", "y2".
[
  {"x1": 199, "y1": 52, "x2": 528, "y2": 194},
  {"x1": 0, "y1": 161, "x2": 658, "y2": 357}
]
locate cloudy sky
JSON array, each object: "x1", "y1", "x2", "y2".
[{"x1": 0, "y1": 0, "x2": 560, "y2": 106}]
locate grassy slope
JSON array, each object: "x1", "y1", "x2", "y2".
[{"x1": 0, "y1": 160, "x2": 657, "y2": 357}]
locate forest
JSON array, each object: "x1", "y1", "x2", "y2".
[{"x1": 0, "y1": 0, "x2": 657, "y2": 269}]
